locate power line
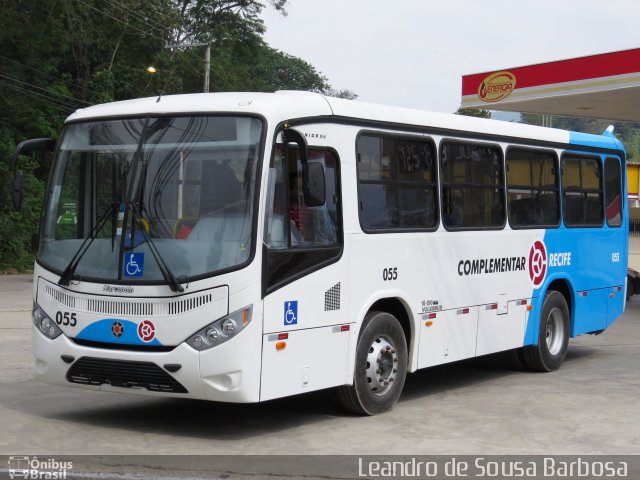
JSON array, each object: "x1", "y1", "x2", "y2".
[
  {"x1": 73, "y1": 0, "x2": 231, "y2": 92},
  {"x1": 106, "y1": 0, "x2": 171, "y2": 36},
  {"x1": 0, "y1": 73, "x2": 90, "y2": 108},
  {"x1": 0, "y1": 79, "x2": 80, "y2": 112},
  {"x1": 75, "y1": 0, "x2": 168, "y2": 44},
  {"x1": 0, "y1": 55, "x2": 101, "y2": 99}
]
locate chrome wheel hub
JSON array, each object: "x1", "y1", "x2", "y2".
[
  {"x1": 365, "y1": 336, "x2": 399, "y2": 396},
  {"x1": 546, "y1": 307, "x2": 565, "y2": 356}
]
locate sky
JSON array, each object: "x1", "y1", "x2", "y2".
[{"x1": 261, "y1": 0, "x2": 639, "y2": 115}]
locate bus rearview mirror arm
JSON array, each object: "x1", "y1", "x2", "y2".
[
  {"x1": 281, "y1": 128, "x2": 326, "y2": 207},
  {"x1": 10, "y1": 138, "x2": 55, "y2": 211}
]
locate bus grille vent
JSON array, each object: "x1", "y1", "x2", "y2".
[
  {"x1": 66, "y1": 357, "x2": 188, "y2": 393},
  {"x1": 324, "y1": 283, "x2": 341, "y2": 311},
  {"x1": 42, "y1": 282, "x2": 214, "y2": 317},
  {"x1": 168, "y1": 293, "x2": 213, "y2": 315},
  {"x1": 44, "y1": 284, "x2": 77, "y2": 309}
]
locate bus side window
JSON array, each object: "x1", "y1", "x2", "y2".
[
  {"x1": 440, "y1": 141, "x2": 504, "y2": 229},
  {"x1": 604, "y1": 156, "x2": 622, "y2": 227},
  {"x1": 356, "y1": 134, "x2": 438, "y2": 231},
  {"x1": 562, "y1": 154, "x2": 603, "y2": 227},
  {"x1": 507, "y1": 147, "x2": 559, "y2": 228}
]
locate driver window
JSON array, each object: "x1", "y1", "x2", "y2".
[{"x1": 266, "y1": 147, "x2": 340, "y2": 249}]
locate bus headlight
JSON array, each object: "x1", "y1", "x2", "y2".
[
  {"x1": 186, "y1": 305, "x2": 252, "y2": 351},
  {"x1": 33, "y1": 303, "x2": 63, "y2": 339}
]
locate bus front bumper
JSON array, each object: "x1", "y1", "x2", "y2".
[{"x1": 32, "y1": 324, "x2": 261, "y2": 403}]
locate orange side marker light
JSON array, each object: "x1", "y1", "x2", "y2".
[{"x1": 276, "y1": 341, "x2": 287, "y2": 351}]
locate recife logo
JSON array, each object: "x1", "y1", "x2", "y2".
[
  {"x1": 529, "y1": 240, "x2": 547, "y2": 287},
  {"x1": 137, "y1": 320, "x2": 156, "y2": 342}
]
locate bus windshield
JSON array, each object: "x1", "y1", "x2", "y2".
[{"x1": 39, "y1": 115, "x2": 263, "y2": 284}]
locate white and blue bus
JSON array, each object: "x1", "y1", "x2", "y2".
[{"x1": 12, "y1": 91, "x2": 627, "y2": 415}]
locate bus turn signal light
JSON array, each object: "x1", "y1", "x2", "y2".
[{"x1": 276, "y1": 341, "x2": 287, "y2": 351}]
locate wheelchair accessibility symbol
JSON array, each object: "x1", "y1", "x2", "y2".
[
  {"x1": 124, "y1": 252, "x2": 144, "y2": 277},
  {"x1": 284, "y1": 300, "x2": 298, "y2": 325}
]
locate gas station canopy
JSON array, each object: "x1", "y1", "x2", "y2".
[{"x1": 461, "y1": 48, "x2": 640, "y2": 122}]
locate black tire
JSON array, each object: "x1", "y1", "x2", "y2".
[
  {"x1": 499, "y1": 347, "x2": 527, "y2": 370},
  {"x1": 523, "y1": 290, "x2": 570, "y2": 372},
  {"x1": 338, "y1": 311, "x2": 408, "y2": 415}
]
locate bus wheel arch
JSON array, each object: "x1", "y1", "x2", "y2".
[
  {"x1": 545, "y1": 278, "x2": 574, "y2": 335},
  {"x1": 368, "y1": 297, "x2": 413, "y2": 359}
]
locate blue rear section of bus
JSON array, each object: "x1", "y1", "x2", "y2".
[{"x1": 523, "y1": 131, "x2": 628, "y2": 345}]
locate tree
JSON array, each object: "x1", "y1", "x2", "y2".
[
  {"x1": 323, "y1": 89, "x2": 358, "y2": 100},
  {"x1": 171, "y1": 0, "x2": 287, "y2": 46},
  {"x1": 455, "y1": 107, "x2": 491, "y2": 118},
  {"x1": 0, "y1": 0, "x2": 355, "y2": 270}
]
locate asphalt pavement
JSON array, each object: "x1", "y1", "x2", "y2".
[{"x1": 0, "y1": 272, "x2": 638, "y2": 477}]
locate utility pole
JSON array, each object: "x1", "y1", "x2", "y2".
[
  {"x1": 203, "y1": 43, "x2": 211, "y2": 93},
  {"x1": 164, "y1": 41, "x2": 211, "y2": 93}
]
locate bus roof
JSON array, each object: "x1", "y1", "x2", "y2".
[{"x1": 66, "y1": 91, "x2": 625, "y2": 153}]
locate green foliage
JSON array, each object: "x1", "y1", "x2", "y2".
[
  {"x1": 623, "y1": 129, "x2": 640, "y2": 162},
  {"x1": 323, "y1": 89, "x2": 358, "y2": 100},
  {"x1": 0, "y1": 0, "x2": 355, "y2": 271},
  {"x1": 0, "y1": 129, "x2": 45, "y2": 270},
  {"x1": 455, "y1": 107, "x2": 492, "y2": 119}
]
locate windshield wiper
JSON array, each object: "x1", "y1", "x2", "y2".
[
  {"x1": 58, "y1": 203, "x2": 117, "y2": 286},
  {"x1": 124, "y1": 121, "x2": 184, "y2": 293},
  {"x1": 128, "y1": 201, "x2": 184, "y2": 293}
]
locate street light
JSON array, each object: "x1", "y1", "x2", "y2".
[{"x1": 142, "y1": 66, "x2": 158, "y2": 96}]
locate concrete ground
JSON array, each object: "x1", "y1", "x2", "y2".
[{"x1": 0, "y1": 266, "x2": 638, "y2": 478}]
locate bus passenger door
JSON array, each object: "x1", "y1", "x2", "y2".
[{"x1": 260, "y1": 140, "x2": 350, "y2": 401}]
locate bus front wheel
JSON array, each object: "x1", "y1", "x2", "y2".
[
  {"x1": 523, "y1": 290, "x2": 570, "y2": 372},
  {"x1": 338, "y1": 311, "x2": 408, "y2": 415}
]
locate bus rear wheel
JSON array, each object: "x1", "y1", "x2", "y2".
[
  {"x1": 338, "y1": 311, "x2": 408, "y2": 415},
  {"x1": 523, "y1": 290, "x2": 570, "y2": 372}
]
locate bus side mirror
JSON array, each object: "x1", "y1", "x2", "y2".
[
  {"x1": 10, "y1": 138, "x2": 55, "y2": 212},
  {"x1": 280, "y1": 128, "x2": 326, "y2": 206},
  {"x1": 303, "y1": 162, "x2": 326, "y2": 207},
  {"x1": 12, "y1": 171, "x2": 23, "y2": 211}
]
